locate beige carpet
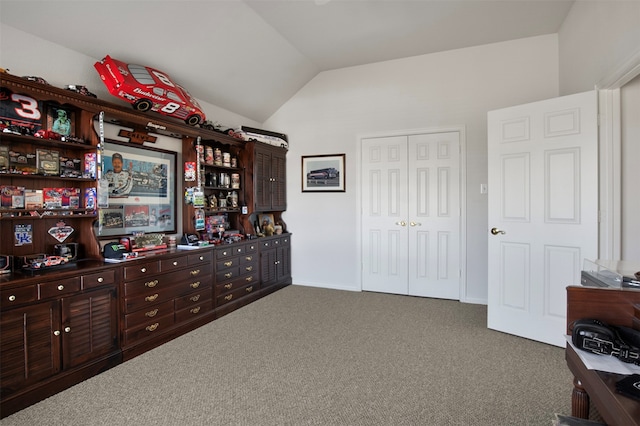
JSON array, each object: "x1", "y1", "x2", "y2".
[{"x1": 1, "y1": 285, "x2": 572, "y2": 425}]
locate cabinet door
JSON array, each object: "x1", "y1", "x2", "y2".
[
  {"x1": 254, "y1": 148, "x2": 272, "y2": 211},
  {"x1": 277, "y1": 243, "x2": 291, "y2": 283},
  {"x1": 0, "y1": 301, "x2": 61, "y2": 396},
  {"x1": 260, "y1": 248, "x2": 278, "y2": 287},
  {"x1": 61, "y1": 287, "x2": 118, "y2": 369},
  {"x1": 271, "y1": 151, "x2": 287, "y2": 211}
]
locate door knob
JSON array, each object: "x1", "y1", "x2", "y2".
[
  {"x1": 395, "y1": 221, "x2": 407, "y2": 226},
  {"x1": 490, "y1": 227, "x2": 506, "y2": 235},
  {"x1": 410, "y1": 222, "x2": 422, "y2": 227}
]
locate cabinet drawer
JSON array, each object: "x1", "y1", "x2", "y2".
[
  {"x1": 124, "y1": 300, "x2": 174, "y2": 328},
  {"x1": 245, "y1": 242, "x2": 258, "y2": 253},
  {"x1": 123, "y1": 313, "x2": 175, "y2": 346},
  {"x1": 175, "y1": 299, "x2": 212, "y2": 323},
  {"x1": 240, "y1": 262, "x2": 257, "y2": 275},
  {"x1": 124, "y1": 261, "x2": 159, "y2": 280},
  {"x1": 216, "y1": 266, "x2": 240, "y2": 282},
  {"x1": 82, "y1": 269, "x2": 116, "y2": 290},
  {"x1": 174, "y1": 277, "x2": 211, "y2": 297},
  {"x1": 39, "y1": 277, "x2": 81, "y2": 299},
  {"x1": 188, "y1": 251, "x2": 213, "y2": 265},
  {"x1": 1, "y1": 285, "x2": 38, "y2": 308},
  {"x1": 240, "y1": 253, "x2": 257, "y2": 265},
  {"x1": 216, "y1": 257, "x2": 239, "y2": 271},
  {"x1": 216, "y1": 282, "x2": 256, "y2": 307},
  {"x1": 215, "y1": 272, "x2": 259, "y2": 296},
  {"x1": 175, "y1": 290, "x2": 211, "y2": 310},
  {"x1": 216, "y1": 245, "x2": 244, "y2": 259},
  {"x1": 124, "y1": 286, "x2": 179, "y2": 313},
  {"x1": 160, "y1": 255, "x2": 189, "y2": 272}
]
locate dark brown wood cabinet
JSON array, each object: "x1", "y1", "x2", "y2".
[
  {"x1": 253, "y1": 142, "x2": 287, "y2": 212},
  {"x1": 259, "y1": 234, "x2": 292, "y2": 288}
]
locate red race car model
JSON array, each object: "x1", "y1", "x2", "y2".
[{"x1": 94, "y1": 55, "x2": 206, "y2": 126}]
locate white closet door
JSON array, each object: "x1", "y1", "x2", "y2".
[
  {"x1": 361, "y1": 132, "x2": 462, "y2": 299},
  {"x1": 408, "y1": 132, "x2": 461, "y2": 299},
  {"x1": 361, "y1": 135, "x2": 409, "y2": 295}
]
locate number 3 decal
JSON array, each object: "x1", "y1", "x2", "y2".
[{"x1": 11, "y1": 94, "x2": 42, "y2": 120}]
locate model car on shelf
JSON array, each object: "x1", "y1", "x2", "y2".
[
  {"x1": 65, "y1": 84, "x2": 97, "y2": 97},
  {"x1": 34, "y1": 129, "x2": 64, "y2": 140},
  {"x1": 94, "y1": 55, "x2": 206, "y2": 126},
  {"x1": 28, "y1": 255, "x2": 69, "y2": 269}
]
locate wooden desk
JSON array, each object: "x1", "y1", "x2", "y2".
[{"x1": 566, "y1": 285, "x2": 640, "y2": 425}]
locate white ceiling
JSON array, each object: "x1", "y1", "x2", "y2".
[{"x1": 0, "y1": 0, "x2": 574, "y2": 123}]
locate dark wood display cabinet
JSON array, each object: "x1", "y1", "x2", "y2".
[{"x1": 0, "y1": 72, "x2": 292, "y2": 419}]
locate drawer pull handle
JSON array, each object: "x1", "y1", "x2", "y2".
[
  {"x1": 190, "y1": 295, "x2": 201, "y2": 302},
  {"x1": 145, "y1": 309, "x2": 159, "y2": 318},
  {"x1": 199, "y1": 256, "x2": 204, "y2": 261},
  {"x1": 190, "y1": 269, "x2": 200, "y2": 276},
  {"x1": 64, "y1": 327, "x2": 71, "y2": 333},
  {"x1": 97, "y1": 277, "x2": 104, "y2": 283},
  {"x1": 245, "y1": 266, "x2": 253, "y2": 272},
  {"x1": 8, "y1": 295, "x2": 16, "y2": 302},
  {"x1": 145, "y1": 294, "x2": 159, "y2": 302},
  {"x1": 225, "y1": 294, "x2": 233, "y2": 301},
  {"x1": 246, "y1": 276, "x2": 253, "y2": 283},
  {"x1": 245, "y1": 256, "x2": 253, "y2": 261},
  {"x1": 190, "y1": 307, "x2": 201, "y2": 314},
  {"x1": 54, "y1": 330, "x2": 61, "y2": 336},
  {"x1": 222, "y1": 251, "x2": 228, "y2": 256},
  {"x1": 141, "y1": 267, "x2": 147, "y2": 273},
  {"x1": 225, "y1": 272, "x2": 232, "y2": 279},
  {"x1": 145, "y1": 280, "x2": 158, "y2": 288},
  {"x1": 57, "y1": 285, "x2": 65, "y2": 291},
  {"x1": 246, "y1": 286, "x2": 253, "y2": 293},
  {"x1": 224, "y1": 261, "x2": 233, "y2": 267},
  {"x1": 224, "y1": 283, "x2": 232, "y2": 289},
  {"x1": 190, "y1": 281, "x2": 200, "y2": 289},
  {"x1": 173, "y1": 261, "x2": 178, "y2": 266},
  {"x1": 146, "y1": 323, "x2": 159, "y2": 332}
]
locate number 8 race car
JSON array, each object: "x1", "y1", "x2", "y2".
[{"x1": 94, "y1": 55, "x2": 206, "y2": 126}]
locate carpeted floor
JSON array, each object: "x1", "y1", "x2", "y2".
[{"x1": 0, "y1": 285, "x2": 572, "y2": 425}]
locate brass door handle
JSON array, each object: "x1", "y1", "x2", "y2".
[
  {"x1": 395, "y1": 221, "x2": 407, "y2": 226},
  {"x1": 410, "y1": 222, "x2": 421, "y2": 227},
  {"x1": 490, "y1": 227, "x2": 506, "y2": 235}
]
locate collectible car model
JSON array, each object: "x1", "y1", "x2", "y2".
[
  {"x1": 65, "y1": 84, "x2": 97, "y2": 98},
  {"x1": 29, "y1": 255, "x2": 68, "y2": 269},
  {"x1": 94, "y1": 55, "x2": 205, "y2": 126},
  {"x1": 34, "y1": 129, "x2": 63, "y2": 140}
]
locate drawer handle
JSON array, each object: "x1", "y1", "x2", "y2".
[
  {"x1": 245, "y1": 266, "x2": 253, "y2": 272},
  {"x1": 57, "y1": 285, "x2": 65, "y2": 291},
  {"x1": 97, "y1": 277, "x2": 104, "y2": 283},
  {"x1": 8, "y1": 295, "x2": 16, "y2": 302},
  {"x1": 246, "y1": 286, "x2": 253, "y2": 293},
  {"x1": 190, "y1": 295, "x2": 201, "y2": 302},
  {"x1": 224, "y1": 283, "x2": 232, "y2": 289},
  {"x1": 225, "y1": 272, "x2": 232, "y2": 279},
  {"x1": 224, "y1": 261, "x2": 233, "y2": 267},
  {"x1": 190, "y1": 307, "x2": 201, "y2": 314},
  {"x1": 245, "y1": 256, "x2": 253, "y2": 261},
  {"x1": 190, "y1": 269, "x2": 200, "y2": 276},
  {"x1": 173, "y1": 261, "x2": 178, "y2": 266},
  {"x1": 145, "y1": 280, "x2": 158, "y2": 288},
  {"x1": 190, "y1": 281, "x2": 200, "y2": 289},
  {"x1": 199, "y1": 256, "x2": 204, "y2": 261},
  {"x1": 145, "y1": 309, "x2": 159, "y2": 318},
  {"x1": 246, "y1": 276, "x2": 253, "y2": 283},
  {"x1": 222, "y1": 251, "x2": 228, "y2": 256},
  {"x1": 224, "y1": 294, "x2": 233, "y2": 301},
  {"x1": 146, "y1": 323, "x2": 159, "y2": 332},
  {"x1": 145, "y1": 294, "x2": 159, "y2": 302},
  {"x1": 141, "y1": 267, "x2": 147, "y2": 273},
  {"x1": 64, "y1": 327, "x2": 71, "y2": 333},
  {"x1": 54, "y1": 330, "x2": 61, "y2": 336}
]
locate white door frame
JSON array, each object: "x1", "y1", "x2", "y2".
[
  {"x1": 356, "y1": 125, "x2": 467, "y2": 300},
  {"x1": 596, "y1": 49, "x2": 640, "y2": 259}
]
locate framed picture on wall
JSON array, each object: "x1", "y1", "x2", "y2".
[
  {"x1": 301, "y1": 153, "x2": 346, "y2": 192},
  {"x1": 46, "y1": 104, "x2": 75, "y2": 137},
  {"x1": 95, "y1": 140, "x2": 177, "y2": 237}
]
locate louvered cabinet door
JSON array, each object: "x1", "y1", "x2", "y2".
[{"x1": 61, "y1": 286, "x2": 118, "y2": 370}]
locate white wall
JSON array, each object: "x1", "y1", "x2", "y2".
[
  {"x1": 621, "y1": 74, "x2": 640, "y2": 259},
  {"x1": 264, "y1": 35, "x2": 560, "y2": 303},
  {"x1": 0, "y1": 24, "x2": 260, "y2": 132},
  {"x1": 558, "y1": 0, "x2": 640, "y2": 95}
]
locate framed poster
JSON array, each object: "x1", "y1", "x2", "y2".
[
  {"x1": 46, "y1": 104, "x2": 75, "y2": 137},
  {"x1": 301, "y1": 154, "x2": 345, "y2": 192},
  {"x1": 96, "y1": 140, "x2": 177, "y2": 237}
]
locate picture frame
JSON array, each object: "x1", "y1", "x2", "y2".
[
  {"x1": 46, "y1": 104, "x2": 76, "y2": 137},
  {"x1": 95, "y1": 140, "x2": 177, "y2": 237},
  {"x1": 301, "y1": 154, "x2": 345, "y2": 192}
]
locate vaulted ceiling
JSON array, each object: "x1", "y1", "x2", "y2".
[{"x1": 0, "y1": 0, "x2": 574, "y2": 122}]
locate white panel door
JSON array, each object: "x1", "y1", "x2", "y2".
[
  {"x1": 361, "y1": 135, "x2": 409, "y2": 295},
  {"x1": 407, "y1": 133, "x2": 461, "y2": 299},
  {"x1": 487, "y1": 91, "x2": 598, "y2": 347},
  {"x1": 361, "y1": 132, "x2": 461, "y2": 299}
]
